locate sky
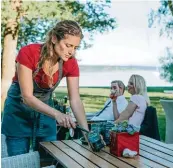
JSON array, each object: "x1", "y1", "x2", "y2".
[{"x1": 77, "y1": 0, "x2": 173, "y2": 66}]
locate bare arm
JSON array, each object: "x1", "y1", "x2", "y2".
[
  {"x1": 112, "y1": 100, "x2": 119, "y2": 120},
  {"x1": 115, "y1": 102, "x2": 137, "y2": 124},
  {"x1": 17, "y1": 63, "x2": 75, "y2": 128},
  {"x1": 111, "y1": 83, "x2": 123, "y2": 121},
  {"x1": 66, "y1": 76, "x2": 89, "y2": 131}
]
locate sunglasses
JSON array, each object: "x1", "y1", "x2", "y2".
[{"x1": 129, "y1": 82, "x2": 133, "y2": 85}]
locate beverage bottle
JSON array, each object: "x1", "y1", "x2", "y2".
[{"x1": 52, "y1": 92, "x2": 57, "y2": 107}]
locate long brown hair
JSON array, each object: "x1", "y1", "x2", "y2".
[
  {"x1": 36, "y1": 20, "x2": 83, "y2": 87},
  {"x1": 38, "y1": 20, "x2": 83, "y2": 69}
]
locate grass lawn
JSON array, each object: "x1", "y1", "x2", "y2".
[{"x1": 54, "y1": 87, "x2": 173, "y2": 142}]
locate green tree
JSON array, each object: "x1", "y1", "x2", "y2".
[
  {"x1": 148, "y1": 0, "x2": 173, "y2": 83},
  {"x1": 160, "y1": 48, "x2": 173, "y2": 82},
  {"x1": 1, "y1": 0, "x2": 116, "y2": 109},
  {"x1": 148, "y1": 0, "x2": 173, "y2": 39}
]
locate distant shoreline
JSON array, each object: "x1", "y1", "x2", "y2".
[
  {"x1": 59, "y1": 86, "x2": 173, "y2": 92},
  {"x1": 60, "y1": 66, "x2": 172, "y2": 87},
  {"x1": 79, "y1": 65, "x2": 159, "y2": 71}
]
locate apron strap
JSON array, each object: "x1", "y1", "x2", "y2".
[
  {"x1": 32, "y1": 68, "x2": 39, "y2": 79},
  {"x1": 51, "y1": 58, "x2": 63, "y2": 90}
]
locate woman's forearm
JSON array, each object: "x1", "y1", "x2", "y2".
[
  {"x1": 23, "y1": 95, "x2": 59, "y2": 119},
  {"x1": 115, "y1": 110, "x2": 130, "y2": 123},
  {"x1": 70, "y1": 98, "x2": 89, "y2": 131},
  {"x1": 112, "y1": 101, "x2": 119, "y2": 120},
  {"x1": 115, "y1": 102, "x2": 136, "y2": 123}
]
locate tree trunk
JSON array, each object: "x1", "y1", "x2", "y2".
[
  {"x1": 1, "y1": 20, "x2": 19, "y2": 111},
  {"x1": 1, "y1": 0, "x2": 22, "y2": 111}
]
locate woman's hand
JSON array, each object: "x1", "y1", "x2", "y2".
[{"x1": 55, "y1": 112, "x2": 76, "y2": 129}]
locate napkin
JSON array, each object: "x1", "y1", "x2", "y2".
[{"x1": 122, "y1": 148, "x2": 137, "y2": 158}]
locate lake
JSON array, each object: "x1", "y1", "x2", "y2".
[{"x1": 59, "y1": 65, "x2": 172, "y2": 87}]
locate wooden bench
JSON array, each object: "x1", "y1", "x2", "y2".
[{"x1": 40, "y1": 135, "x2": 173, "y2": 168}]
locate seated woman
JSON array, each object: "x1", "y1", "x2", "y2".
[{"x1": 112, "y1": 74, "x2": 150, "y2": 127}]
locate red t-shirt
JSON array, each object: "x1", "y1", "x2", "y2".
[{"x1": 12, "y1": 44, "x2": 79, "y2": 88}]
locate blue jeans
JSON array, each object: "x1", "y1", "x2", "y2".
[{"x1": 6, "y1": 136, "x2": 56, "y2": 156}]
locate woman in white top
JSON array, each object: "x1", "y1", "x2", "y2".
[{"x1": 112, "y1": 74, "x2": 150, "y2": 127}]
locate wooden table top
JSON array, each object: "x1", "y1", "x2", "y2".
[{"x1": 40, "y1": 135, "x2": 173, "y2": 168}]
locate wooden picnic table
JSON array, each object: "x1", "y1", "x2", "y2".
[{"x1": 40, "y1": 135, "x2": 173, "y2": 168}]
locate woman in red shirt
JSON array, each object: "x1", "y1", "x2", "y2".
[{"x1": 2, "y1": 20, "x2": 89, "y2": 156}]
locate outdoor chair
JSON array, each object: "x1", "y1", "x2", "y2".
[
  {"x1": 1, "y1": 134, "x2": 55, "y2": 168},
  {"x1": 160, "y1": 99, "x2": 173, "y2": 144},
  {"x1": 140, "y1": 106, "x2": 160, "y2": 141}
]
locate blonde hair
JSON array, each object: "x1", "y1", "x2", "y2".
[
  {"x1": 111, "y1": 80, "x2": 125, "y2": 93},
  {"x1": 129, "y1": 74, "x2": 150, "y2": 105}
]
